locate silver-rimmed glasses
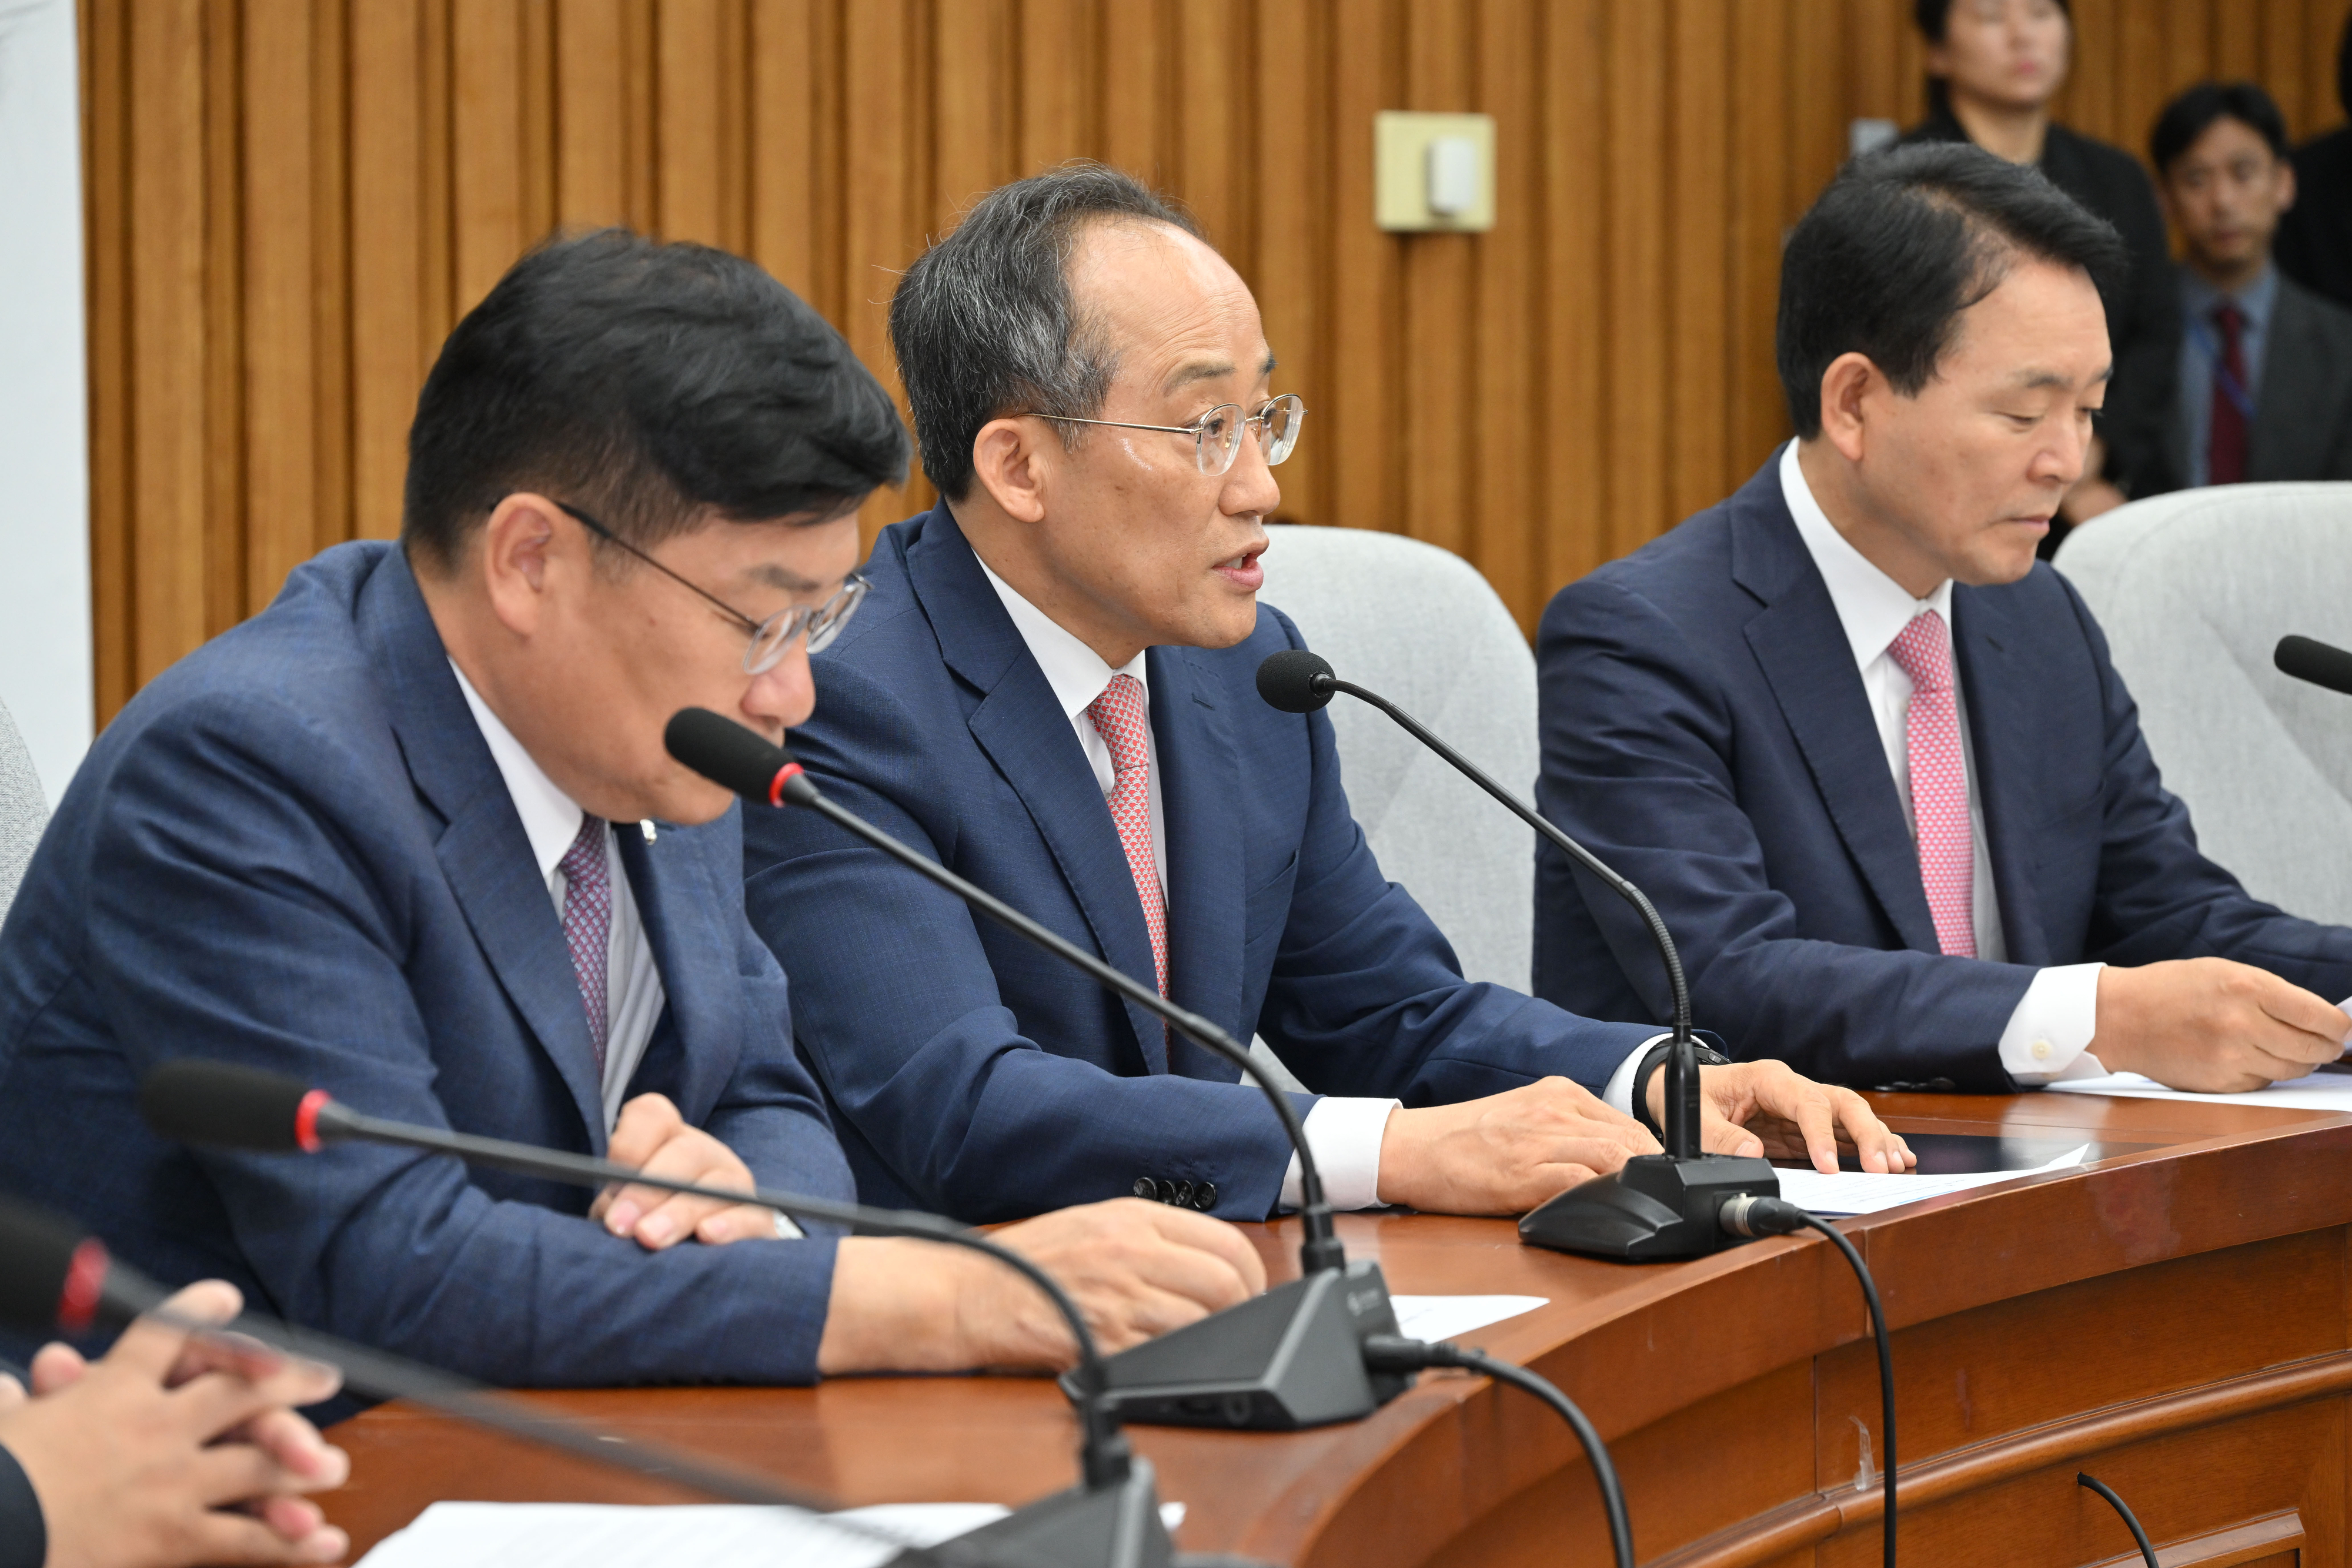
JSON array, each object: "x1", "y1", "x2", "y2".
[
  {"x1": 1028, "y1": 393, "x2": 1306, "y2": 476},
  {"x1": 554, "y1": 500, "x2": 870, "y2": 674}
]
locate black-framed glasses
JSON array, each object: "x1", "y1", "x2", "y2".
[
  {"x1": 1026, "y1": 394, "x2": 1306, "y2": 476},
  {"x1": 553, "y1": 501, "x2": 870, "y2": 674}
]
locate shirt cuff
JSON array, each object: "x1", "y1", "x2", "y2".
[
  {"x1": 1603, "y1": 1034, "x2": 1676, "y2": 1118},
  {"x1": 1279, "y1": 1096, "x2": 1402, "y2": 1212},
  {"x1": 1999, "y1": 962, "x2": 2107, "y2": 1084}
]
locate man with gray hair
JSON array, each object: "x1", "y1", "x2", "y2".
[{"x1": 741, "y1": 163, "x2": 1910, "y2": 1226}]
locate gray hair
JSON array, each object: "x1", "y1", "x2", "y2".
[{"x1": 888, "y1": 162, "x2": 1201, "y2": 501}]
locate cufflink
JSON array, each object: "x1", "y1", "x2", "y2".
[{"x1": 2031, "y1": 1039, "x2": 2053, "y2": 1061}]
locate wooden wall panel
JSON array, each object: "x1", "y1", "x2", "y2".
[{"x1": 81, "y1": 0, "x2": 2352, "y2": 724}]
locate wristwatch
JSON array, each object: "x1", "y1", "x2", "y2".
[{"x1": 1631, "y1": 1038, "x2": 1733, "y2": 1139}]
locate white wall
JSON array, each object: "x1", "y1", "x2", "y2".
[{"x1": 0, "y1": 0, "x2": 91, "y2": 808}]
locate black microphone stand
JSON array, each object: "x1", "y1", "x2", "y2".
[
  {"x1": 665, "y1": 708, "x2": 1412, "y2": 1431},
  {"x1": 1254, "y1": 651, "x2": 1779, "y2": 1262}
]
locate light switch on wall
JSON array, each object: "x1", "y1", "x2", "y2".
[{"x1": 1374, "y1": 111, "x2": 1496, "y2": 232}]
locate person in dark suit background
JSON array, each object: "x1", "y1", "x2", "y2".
[
  {"x1": 0, "y1": 229, "x2": 1262, "y2": 1399},
  {"x1": 1533, "y1": 142, "x2": 2352, "y2": 1096},
  {"x1": 1902, "y1": 0, "x2": 2181, "y2": 549},
  {"x1": 742, "y1": 163, "x2": 1909, "y2": 1232},
  {"x1": 2274, "y1": 13, "x2": 2352, "y2": 312},
  {"x1": 2154, "y1": 80, "x2": 2352, "y2": 486},
  {"x1": 0, "y1": 1280, "x2": 349, "y2": 1568}
]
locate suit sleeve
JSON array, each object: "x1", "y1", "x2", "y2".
[
  {"x1": 2059, "y1": 577, "x2": 2352, "y2": 991},
  {"x1": 88, "y1": 696, "x2": 842, "y2": 1388},
  {"x1": 0, "y1": 1444, "x2": 42, "y2": 1568},
  {"x1": 1535, "y1": 576, "x2": 2034, "y2": 1091},
  {"x1": 1249, "y1": 612, "x2": 1659, "y2": 1106},
  {"x1": 746, "y1": 656, "x2": 1316, "y2": 1224}
]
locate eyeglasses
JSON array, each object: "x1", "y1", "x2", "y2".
[
  {"x1": 1027, "y1": 393, "x2": 1307, "y2": 476},
  {"x1": 553, "y1": 501, "x2": 870, "y2": 674}
]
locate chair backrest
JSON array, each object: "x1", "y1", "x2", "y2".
[
  {"x1": 0, "y1": 698, "x2": 48, "y2": 923},
  {"x1": 2053, "y1": 482, "x2": 2352, "y2": 925},
  {"x1": 1257, "y1": 523, "x2": 1538, "y2": 991}
]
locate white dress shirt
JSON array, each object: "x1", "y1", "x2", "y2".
[
  {"x1": 450, "y1": 663, "x2": 667, "y2": 1130},
  {"x1": 977, "y1": 559, "x2": 1659, "y2": 1210},
  {"x1": 1778, "y1": 443, "x2": 2106, "y2": 1082}
]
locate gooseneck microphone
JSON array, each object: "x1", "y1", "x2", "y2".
[
  {"x1": 2276, "y1": 634, "x2": 2352, "y2": 697},
  {"x1": 138, "y1": 1060, "x2": 1186, "y2": 1568},
  {"x1": 665, "y1": 708, "x2": 1411, "y2": 1433},
  {"x1": 1253, "y1": 648, "x2": 1779, "y2": 1263}
]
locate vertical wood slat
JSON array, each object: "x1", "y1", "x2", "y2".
[{"x1": 79, "y1": 0, "x2": 2352, "y2": 724}]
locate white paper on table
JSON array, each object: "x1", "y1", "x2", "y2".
[
  {"x1": 1388, "y1": 1294, "x2": 1547, "y2": 1342},
  {"x1": 1772, "y1": 1144, "x2": 2090, "y2": 1218},
  {"x1": 2049, "y1": 1069, "x2": 2352, "y2": 1112},
  {"x1": 353, "y1": 1498, "x2": 1188, "y2": 1568}
]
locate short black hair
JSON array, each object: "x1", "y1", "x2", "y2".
[
  {"x1": 2151, "y1": 81, "x2": 2289, "y2": 173},
  {"x1": 402, "y1": 228, "x2": 909, "y2": 570},
  {"x1": 1776, "y1": 142, "x2": 2127, "y2": 439},
  {"x1": 888, "y1": 162, "x2": 1202, "y2": 502},
  {"x1": 1913, "y1": 0, "x2": 2069, "y2": 45}
]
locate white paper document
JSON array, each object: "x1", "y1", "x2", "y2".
[
  {"x1": 2048, "y1": 1069, "x2": 2352, "y2": 1112},
  {"x1": 1772, "y1": 1144, "x2": 2090, "y2": 1218},
  {"x1": 1388, "y1": 1294, "x2": 1546, "y2": 1342}
]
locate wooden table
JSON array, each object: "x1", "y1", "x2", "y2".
[{"x1": 322, "y1": 1091, "x2": 2352, "y2": 1566}]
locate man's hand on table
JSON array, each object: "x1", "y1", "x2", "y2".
[
  {"x1": 1671, "y1": 1060, "x2": 1916, "y2": 1174},
  {"x1": 1374, "y1": 1078, "x2": 1661, "y2": 1215},
  {"x1": 816, "y1": 1198, "x2": 1267, "y2": 1375},
  {"x1": 2090, "y1": 959, "x2": 2351, "y2": 1092}
]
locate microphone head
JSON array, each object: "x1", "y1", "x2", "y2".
[
  {"x1": 664, "y1": 708, "x2": 807, "y2": 807},
  {"x1": 140, "y1": 1059, "x2": 320, "y2": 1153},
  {"x1": 0, "y1": 1196, "x2": 85, "y2": 1335},
  {"x1": 2276, "y1": 636, "x2": 2352, "y2": 698},
  {"x1": 1256, "y1": 650, "x2": 1337, "y2": 714}
]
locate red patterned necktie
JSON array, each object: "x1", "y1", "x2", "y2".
[
  {"x1": 1084, "y1": 673, "x2": 1168, "y2": 997},
  {"x1": 2209, "y1": 301, "x2": 2250, "y2": 486},
  {"x1": 557, "y1": 814, "x2": 613, "y2": 1079},
  {"x1": 1886, "y1": 611, "x2": 1976, "y2": 959}
]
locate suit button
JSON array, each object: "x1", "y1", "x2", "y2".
[
  {"x1": 1192, "y1": 1182, "x2": 1217, "y2": 1211},
  {"x1": 1132, "y1": 1178, "x2": 1161, "y2": 1201},
  {"x1": 1168, "y1": 1181, "x2": 1194, "y2": 1208}
]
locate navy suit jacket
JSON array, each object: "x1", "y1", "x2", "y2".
[
  {"x1": 1532, "y1": 452, "x2": 2352, "y2": 1090},
  {"x1": 743, "y1": 504, "x2": 1655, "y2": 1222},
  {"x1": 0, "y1": 543, "x2": 854, "y2": 1396}
]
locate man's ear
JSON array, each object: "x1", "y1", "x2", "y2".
[
  {"x1": 2277, "y1": 158, "x2": 2298, "y2": 216},
  {"x1": 1816, "y1": 352, "x2": 1877, "y2": 465},
  {"x1": 968, "y1": 417, "x2": 1052, "y2": 524},
  {"x1": 479, "y1": 493, "x2": 569, "y2": 638}
]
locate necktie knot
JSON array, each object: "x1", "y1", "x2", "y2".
[
  {"x1": 1886, "y1": 610, "x2": 1954, "y2": 695},
  {"x1": 2213, "y1": 300, "x2": 2246, "y2": 345},
  {"x1": 1085, "y1": 674, "x2": 1152, "y2": 776}
]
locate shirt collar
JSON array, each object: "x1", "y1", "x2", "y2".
[
  {"x1": 2180, "y1": 262, "x2": 2278, "y2": 327},
  {"x1": 1779, "y1": 440, "x2": 1955, "y2": 673},
  {"x1": 974, "y1": 554, "x2": 1151, "y2": 720},
  {"x1": 449, "y1": 660, "x2": 588, "y2": 884}
]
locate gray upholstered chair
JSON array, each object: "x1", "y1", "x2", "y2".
[
  {"x1": 2053, "y1": 482, "x2": 2352, "y2": 925},
  {"x1": 0, "y1": 699, "x2": 48, "y2": 922},
  {"x1": 1256, "y1": 523, "x2": 1539, "y2": 991}
]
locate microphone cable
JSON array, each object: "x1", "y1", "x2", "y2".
[
  {"x1": 1721, "y1": 1196, "x2": 1896, "y2": 1568},
  {"x1": 2076, "y1": 1473, "x2": 2160, "y2": 1568},
  {"x1": 1359, "y1": 1336, "x2": 1631, "y2": 1568}
]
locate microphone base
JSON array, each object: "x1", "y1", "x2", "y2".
[
  {"x1": 917, "y1": 1456, "x2": 1174, "y2": 1568},
  {"x1": 1517, "y1": 1154, "x2": 1780, "y2": 1262},
  {"x1": 1062, "y1": 1259, "x2": 1412, "y2": 1430}
]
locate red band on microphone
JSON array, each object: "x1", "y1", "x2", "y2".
[
  {"x1": 767, "y1": 762, "x2": 805, "y2": 809},
  {"x1": 57, "y1": 1238, "x2": 109, "y2": 1335},
  {"x1": 295, "y1": 1089, "x2": 333, "y2": 1154}
]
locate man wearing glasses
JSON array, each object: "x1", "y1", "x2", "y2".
[
  {"x1": 0, "y1": 229, "x2": 1265, "y2": 1398},
  {"x1": 743, "y1": 165, "x2": 1909, "y2": 1229}
]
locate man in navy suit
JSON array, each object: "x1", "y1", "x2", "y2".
[
  {"x1": 1535, "y1": 142, "x2": 2352, "y2": 1094},
  {"x1": 0, "y1": 231, "x2": 1261, "y2": 1395},
  {"x1": 744, "y1": 165, "x2": 1908, "y2": 1228}
]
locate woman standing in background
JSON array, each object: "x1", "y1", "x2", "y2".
[{"x1": 1903, "y1": 0, "x2": 2181, "y2": 554}]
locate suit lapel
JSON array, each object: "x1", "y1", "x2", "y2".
[
  {"x1": 1732, "y1": 472, "x2": 1942, "y2": 955},
  {"x1": 1151, "y1": 647, "x2": 1244, "y2": 1081},
  {"x1": 1951, "y1": 589, "x2": 2046, "y2": 964},
  {"x1": 358, "y1": 553, "x2": 610, "y2": 1148},
  {"x1": 907, "y1": 507, "x2": 1168, "y2": 1072},
  {"x1": 613, "y1": 827, "x2": 741, "y2": 1124}
]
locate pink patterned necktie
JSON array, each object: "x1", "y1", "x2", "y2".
[
  {"x1": 1886, "y1": 610, "x2": 1976, "y2": 958},
  {"x1": 1084, "y1": 673, "x2": 1168, "y2": 997},
  {"x1": 557, "y1": 814, "x2": 613, "y2": 1078}
]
